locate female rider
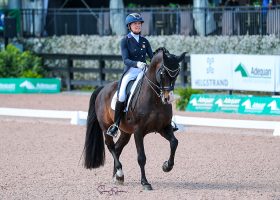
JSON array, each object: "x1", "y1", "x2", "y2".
[{"x1": 107, "y1": 13, "x2": 177, "y2": 137}]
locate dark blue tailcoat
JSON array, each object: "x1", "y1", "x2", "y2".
[{"x1": 120, "y1": 33, "x2": 153, "y2": 73}]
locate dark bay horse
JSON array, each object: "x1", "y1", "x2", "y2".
[{"x1": 83, "y1": 48, "x2": 186, "y2": 190}]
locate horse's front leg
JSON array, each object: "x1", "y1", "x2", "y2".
[
  {"x1": 134, "y1": 130, "x2": 153, "y2": 190},
  {"x1": 159, "y1": 124, "x2": 178, "y2": 172}
]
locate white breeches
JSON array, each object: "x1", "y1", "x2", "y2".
[{"x1": 118, "y1": 67, "x2": 142, "y2": 102}]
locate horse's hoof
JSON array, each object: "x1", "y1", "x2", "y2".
[
  {"x1": 113, "y1": 169, "x2": 124, "y2": 185},
  {"x1": 142, "y1": 184, "x2": 153, "y2": 190},
  {"x1": 113, "y1": 174, "x2": 124, "y2": 185},
  {"x1": 162, "y1": 161, "x2": 173, "y2": 172}
]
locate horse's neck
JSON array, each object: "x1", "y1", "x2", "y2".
[
  {"x1": 142, "y1": 68, "x2": 161, "y2": 103},
  {"x1": 141, "y1": 53, "x2": 163, "y2": 103}
]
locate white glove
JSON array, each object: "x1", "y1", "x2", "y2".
[{"x1": 136, "y1": 62, "x2": 146, "y2": 69}]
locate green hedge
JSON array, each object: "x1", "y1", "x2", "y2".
[
  {"x1": 0, "y1": 44, "x2": 44, "y2": 78},
  {"x1": 175, "y1": 87, "x2": 204, "y2": 110}
]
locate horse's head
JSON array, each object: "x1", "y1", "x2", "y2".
[{"x1": 148, "y1": 48, "x2": 186, "y2": 104}]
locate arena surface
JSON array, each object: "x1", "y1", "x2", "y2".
[{"x1": 1, "y1": 93, "x2": 280, "y2": 200}]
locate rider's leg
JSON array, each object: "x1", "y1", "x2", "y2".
[
  {"x1": 107, "y1": 68, "x2": 140, "y2": 137},
  {"x1": 106, "y1": 100, "x2": 125, "y2": 137},
  {"x1": 171, "y1": 121, "x2": 178, "y2": 132}
]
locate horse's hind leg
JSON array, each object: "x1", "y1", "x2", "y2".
[
  {"x1": 104, "y1": 134, "x2": 126, "y2": 185},
  {"x1": 159, "y1": 124, "x2": 178, "y2": 173},
  {"x1": 113, "y1": 131, "x2": 131, "y2": 177}
]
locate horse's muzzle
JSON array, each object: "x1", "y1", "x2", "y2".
[{"x1": 162, "y1": 91, "x2": 175, "y2": 104}]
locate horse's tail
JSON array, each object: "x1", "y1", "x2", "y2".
[{"x1": 84, "y1": 86, "x2": 105, "y2": 169}]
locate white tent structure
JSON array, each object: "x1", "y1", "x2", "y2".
[
  {"x1": 109, "y1": 0, "x2": 126, "y2": 35},
  {"x1": 192, "y1": 0, "x2": 216, "y2": 36}
]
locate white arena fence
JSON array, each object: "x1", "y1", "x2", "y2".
[{"x1": 0, "y1": 107, "x2": 279, "y2": 137}]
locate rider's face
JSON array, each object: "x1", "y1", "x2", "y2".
[{"x1": 130, "y1": 22, "x2": 142, "y2": 34}]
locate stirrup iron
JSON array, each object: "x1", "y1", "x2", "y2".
[{"x1": 106, "y1": 124, "x2": 119, "y2": 138}]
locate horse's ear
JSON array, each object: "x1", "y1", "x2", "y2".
[{"x1": 177, "y1": 52, "x2": 187, "y2": 63}]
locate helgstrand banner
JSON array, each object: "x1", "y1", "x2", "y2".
[
  {"x1": 190, "y1": 54, "x2": 279, "y2": 92},
  {"x1": 0, "y1": 78, "x2": 61, "y2": 93},
  {"x1": 187, "y1": 94, "x2": 280, "y2": 115}
]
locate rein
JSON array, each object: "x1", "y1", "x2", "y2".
[{"x1": 144, "y1": 71, "x2": 161, "y2": 97}]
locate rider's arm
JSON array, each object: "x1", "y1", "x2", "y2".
[
  {"x1": 120, "y1": 38, "x2": 137, "y2": 67},
  {"x1": 146, "y1": 40, "x2": 153, "y2": 60}
]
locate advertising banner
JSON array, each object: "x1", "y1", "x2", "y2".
[
  {"x1": 187, "y1": 94, "x2": 216, "y2": 112},
  {"x1": 232, "y1": 55, "x2": 276, "y2": 92},
  {"x1": 186, "y1": 94, "x2": 280, "y2": 116},
  {"x1": 191, "y1": 54, "x2": 232, "y2": 90},
  {"x1": 275, "y1": 56, "x2": 280, "y2": 92},
  {"x1": 191, "y1": 54, "x2": 279, "y2": 92},
  {"x1": 0, "y1": 78, "x2": 61, "y2": 94}
]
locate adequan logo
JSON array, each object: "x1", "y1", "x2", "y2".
[
  {"x1": 19, "y1": 80, "x2": 58, "y2": 91},
  {"x1": 20, "y1": 80, "x2": 35, "y2": 89},
  {"x1": 234, "y1": 63, "x2": 249, "y2": 77},
  {"x1": 234, "y1": 63, "x2": 271, "y2": 78}
]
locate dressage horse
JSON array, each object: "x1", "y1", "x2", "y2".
[{"x1": 83, "y1": 48, "x2": 186, "y2": 190}]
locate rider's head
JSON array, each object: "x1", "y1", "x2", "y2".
[{"x1": 125, "y1": 13, "x2": 144, "y2": 34}]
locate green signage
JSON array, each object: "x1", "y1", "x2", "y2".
[
  {"x1": 213, "y1": 95, "x2": 242, "y2": 113},
  {"x1": 239, "y1": 97, "x2": 269, "y2": 114},
  {"x1": 0, "y1": 78, "x2": 61, "y2": 93},
  {"x1": 187, "y1": 94, "x2": 280, "y2": 116},
  {"x1": 187, "y1": 94, "x2": 216, "y2": 112}
]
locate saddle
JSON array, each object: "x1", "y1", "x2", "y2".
[{"x1": 111, "y1": 72, "x2": 144, "y2": 112}]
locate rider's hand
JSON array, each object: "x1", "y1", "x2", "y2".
[{"x1": 136, "y1": 62, "x2": 146, "y2": 69}]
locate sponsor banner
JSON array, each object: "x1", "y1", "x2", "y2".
[
  {"x1": 239, "y1": 97, "x2": 270, "y2": 114},
  {"x1": 265, "y1": 98, "x2": 280, "y2": 115},
  {"x1": 239, "y1": 97, "x2": 280, "y2": 115},
  {"x1": 0, "y1": 78, "x2": 61, "y2": 93},
  {"x1": 190, "y1": 54, "x2": 279, "y2": 92},
  {"x1": 213, "y1": 95, "x2": 242, "y2": 113},
  {"x1": 275, "y1": 56, "x2": 280, "y2": 92},
  {"x1": 187, "y1": 94, "x2": 216, "y2": 112},
  {"x1": 232, "y1": 55, "x2": 276, "y2": 92},
  {"x1": 190, "y1": 54, "x2": 232, "y2": 90},
  {"x1": 186, "y1": 94, "x2": 280, "y2": 115}
]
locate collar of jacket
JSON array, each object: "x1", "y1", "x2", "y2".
[{"x1": 127, "y1": 33, "x2": 143, "y2": 47}]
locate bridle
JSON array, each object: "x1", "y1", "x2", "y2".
[
  {"x1": 144, "y1": 61, "x2": 180, "y2": 98},
  {"x1": 157, "y1": 62, "x2": 180, "y2": 91}
]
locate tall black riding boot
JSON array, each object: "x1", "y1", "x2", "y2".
[
  {"x1": 172, "y1": 121, "x2": 179, "y2": 132},
  {"x1": 107, "y1": 101, "x2": 125, "y2": 137}
]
